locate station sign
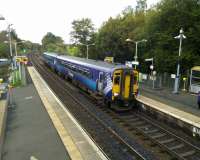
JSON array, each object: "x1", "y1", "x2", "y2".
[
  {"x1": 15, "y1": 56, "x2": 28, "y2": 64},
  {"x1": 104, "y1": 57, "x2": 114, "y2": 63},
  {"x1": 171, "y1": 74, "x2": 176, "y2": 79},
  {"x1": 125, "y1": 61, "x2": 132, "y2": 67},
  {"x1": 132, "y1": 61, "x2": 139, "y2": 65},
  {"x1": 145, "y1": 58, "x2": 153, "y2": 62}
]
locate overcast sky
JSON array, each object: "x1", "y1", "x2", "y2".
[{"x1": 0, "y1": 0, "x2": 159, "y2": 44}]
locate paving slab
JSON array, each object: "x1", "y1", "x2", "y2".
[{"x1": 2, "y1": 83, "x2": 70, "y2": 160}]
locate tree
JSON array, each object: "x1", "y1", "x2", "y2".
[
  {"x1": 0, "y1": 43, "x2": 9, "y2": 58},
  {"x1": 70, "y1": 18, "x2": 95, "y2": 58},
  {"x1": 42, "y1": 32, "x2": 67, "y2": 54},
  {"x1": 142, "y1": 0, "x2": 200, "y2": 73},
  {"x1": 67, "y1": 45, "x2": 80, "y2": 56},
  {"x1": 70, "y1": 18, "x2": 95, "y2": 44},
  {"x1": 136, "y1": 0, "x2": 147, "y2": 14},
  {"x1": 94, "y1": 0, "x2": 200, "y2": 74}
]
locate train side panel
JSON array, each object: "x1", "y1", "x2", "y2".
[
  {"x1": 42, "y1": 52, "x2": 139, "y2": 110},
  {"x1": 55, "y1": 58, "x2": 98, "y2": 92},
  {"x1": 42, "y1": 53, "x2": 57, "y2": 70}
]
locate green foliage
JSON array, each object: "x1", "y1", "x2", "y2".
[
  {"x1": 136, "y1": 0, "x2": 147, "y2": 13},
  {"x1": 0, "y1": 30, "x2": 11, "y2": 58},
  {"x1": 70, "y1": 18, "x2": 95, "y2": 44},
  {"x1": 0, "y1": 43, "x2": 9, "y2": 58},
  {"x1": 67, "y1": 45, "x2": 80, "y2": 56},
  {"x1": 94, "y1": 0, "x2": 200, "y2": 74},
  {"x1": 95, "y1": 5, "x2": 145, "y2": 62},
  {"x1": 42, "y1": 32, "x2": 67, "y2": 54},
  {"x1": 70, "y1": 18, "x2": 95, "y2": 58}
]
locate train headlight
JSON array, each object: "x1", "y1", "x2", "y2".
[{"x1": 114, "y1": 93, "x2": 119, "y2": 97}]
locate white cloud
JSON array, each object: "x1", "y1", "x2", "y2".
[{"x1": 0, "y1": 0, "x2": 159, "y2": 44}]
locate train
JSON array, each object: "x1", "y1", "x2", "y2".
[{"x1": 42, "y1": 52, "x2": 139, "y2": 110}]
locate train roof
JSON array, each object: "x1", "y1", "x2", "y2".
[
  {"x1": 43, "y1": 52, "x2": 131, "y2": 72},
  {"x1": 43, "y1": 52, "x2": 58, "y2": 58},
  {"x1": 58, "y1": 55, "x2": 129, "y2": 72}
]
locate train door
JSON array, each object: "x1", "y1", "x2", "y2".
[
  {"x1": 98, "y1": 72, "x2": 104, "y2": 93},
  {"x1": 133, "y1": 70, "x2": 139, "y2": 95},
  {"x1": 123, "y1": 71, "x2": 131, "y2": 99},
  {"x1": 112, "y1": 70, "x2": 122, "y2": 100}
]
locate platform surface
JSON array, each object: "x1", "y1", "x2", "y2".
[
  {"x1": 2, "y1": 84, "x2": 70, "y2": 160},
  {"x1": 140, "y1": 84, "x2": 198, "y2": 110},
  {"x1": 137, "y1": 94, "x2": 200, "y2": 129},
  {"x1": 0, "y1": 99, "x2": 7, "y2": 159},
  {"x1": 28, "y1": 67, "x2": 107, "y2": 160}
]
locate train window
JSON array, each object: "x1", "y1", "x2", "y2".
[
  {"x1": 114, "y1": 76, "x2": 120, "y2": 85},
  {"x1": 99, "y1": 72, "x2": 104, "y2": 82}
]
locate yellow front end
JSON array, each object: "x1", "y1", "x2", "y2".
[
  {"x1": 112, "y1": 69, "x2": 138, "y2": 109},
  {"x1": 112, "y1": 69, "x2": 122, "y2": 101},
  {"x1": 133, "y1": 70, "x2": 139, "y2": 95}
]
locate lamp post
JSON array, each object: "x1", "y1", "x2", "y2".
[
  {"x1": 126, "y1": 38, "x2": 147, "y2": 69},
  {"x1": 79, "y1": 43, "x2": 95, "y2": 59},
  {"x1": 173, "y1": 28, "x2": 186, "y2": 94},
  {"x1": 145, "y1": 58, "x2": 155, "y2": 89}
]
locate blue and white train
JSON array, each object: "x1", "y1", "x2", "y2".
[{"x1": 42, "y1": 52, "x2": 139, "y2": 110}]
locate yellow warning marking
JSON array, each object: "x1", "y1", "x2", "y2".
[
  {"x1": 137, "y1": 95, "x2": 200, "y2": 128},
  {"x1": 28, "y1": 67, "x2": 83, "y2": 160}
]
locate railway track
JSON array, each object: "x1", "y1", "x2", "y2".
[
  {"x1": 29, "y1": 53, "x2": 200, "y2": 160},
  {"x1": 102, "y1": 110, "x2": 200, "y2": 160},
  {"x1": 80, "y1": 86, "x2": 200, "y2": 160},
  {"x1": 29, "y1": 54, "x2": 150, "y2": 160}
]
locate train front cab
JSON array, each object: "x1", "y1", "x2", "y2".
[{"x1": 112, "y1": 68, "x2": 138, "y2": 110}]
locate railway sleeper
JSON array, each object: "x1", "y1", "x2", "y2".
[
  {"x1": 144, "y1": 129, "x2": 159, "y2": 134},
  {"x1": 151, "y1": 133, "x2": 166, "y2": 139},
  {"x1": 132, "y1": 121, "x2": 146, "y2": 126},
  {"x1": 179, "y1": 150, "x2": 196, "y2": 158},
  {"x1": 138, "y1": 124, "x2": 152, "y2": 130},
  {"x1": 169, "y1": 143, "x2": 184, "y2": 150},
  {"x1": 127, "y1": 117, "x2": 140, "y2": 122},
  {"x1": 158, "y1": 138, "x2": 175, "y2": 144},
  {"x1": 120, "y1": 115, "x2": 136, "y2": 120}
]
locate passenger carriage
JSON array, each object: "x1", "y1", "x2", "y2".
[
  {"x1": 43, "y1": 52, "x2": 139, "y2": 110},
  {"x1": 42, "y1": 52, "x2": 58, "y2": 71}
]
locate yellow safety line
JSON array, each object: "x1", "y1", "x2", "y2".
[
  {"x1": 137, "y1": 95, "x2": 200, "y2": 128},
  {"x1": 28, "y1": 67, "x2": 83, "y2": 160}
]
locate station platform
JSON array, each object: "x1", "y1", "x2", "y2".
[
  {"x1": 2, "y1": 81, "x2": 70, "y2": 160},
  {"x1": 0, "y1": 99, "x2": 7, "y2": 160},
  {"x1": 27, "y1": 67, "x2": 107, "y2": 160},
  {"x1": 137, "y1": 85, "x2": 200, "y2": 136}
]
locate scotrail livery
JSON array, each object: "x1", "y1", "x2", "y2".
[{"x1": 42, "y1": 52, "x2": 139, "y2": 110}]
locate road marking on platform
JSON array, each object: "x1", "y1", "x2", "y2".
[
  {"x1": 25, "y1": 96, "x2": 33, "y2": 100},
  {"x1": 30, "y1": 156, "x2": 38, "y2": 160}
]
